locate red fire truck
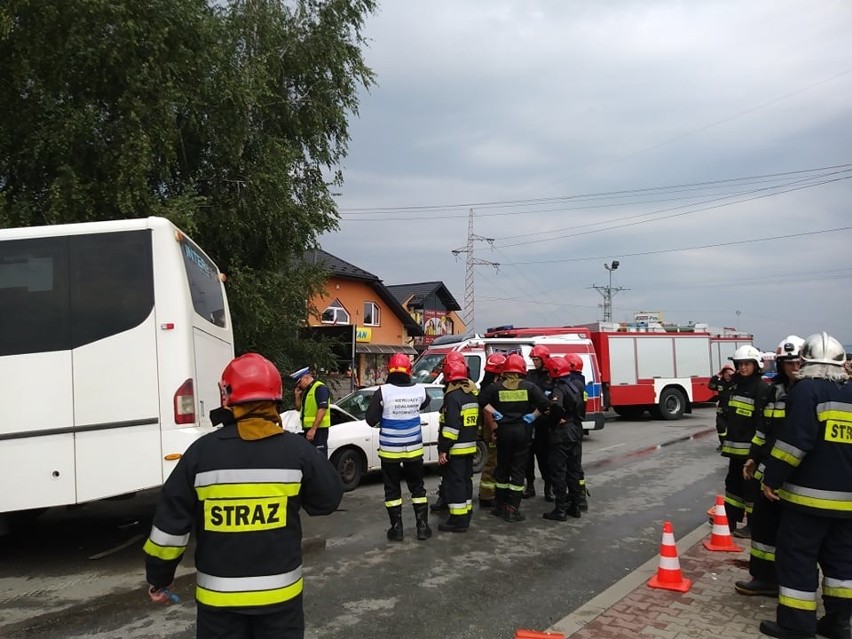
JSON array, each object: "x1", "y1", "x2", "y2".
[{"x1": 483, "y1": 322, "x2": 754, "y2": 420}]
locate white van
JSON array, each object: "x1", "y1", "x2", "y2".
[{"x1": 0, "y1": 217, "x2": 234, "y2": 524}]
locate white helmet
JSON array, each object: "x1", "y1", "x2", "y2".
[
  {"x1": 775, "y1": 335, "x2": 805, "y2": 361},
  {"x1": 729, "y1": 345, "x2": 763, "y2": 367},
  {"x1": 800, "y1": 332, "x2": 846, "y2": 366}
]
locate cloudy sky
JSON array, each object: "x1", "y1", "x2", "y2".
[{"x1": 319, "y1": 1, "x2": 852, "y2": 350}]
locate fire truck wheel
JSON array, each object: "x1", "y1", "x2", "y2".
[{"x1": 658, "y1": 387, "x2": 686, "y2": 420}]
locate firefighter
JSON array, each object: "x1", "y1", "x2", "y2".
[
  {"x1": 478, "y1": 353, "x2": 507, "y2": 509},
  {"x1": 759, "y1": 332, "x2": 852, "y2": 639},
  {"x1": 524, "y1": 345, "x2": 553, "y2": 500},
  {"x1": 437, "y1": 356, "x2": 480, "y2": 532},
  {"x1": 721, "y1": 344, "x2": 770, "y2": 537},
  {"x1": 144, "y1": 353, "x2": 343, "y2": 639},
  {"x1": 542, "y1": 356, "x2": 584, "y2": 520},
  {"x1": 563, "y1": 353, "x2": 591, "y2": 512},
  {"x1": 365, "y1": 353, "x2": 432, "y2": 541},
  {"x1": 479, "y1": 353, "x2": 550, "y2": 522},
  {"x1": 735, "y1": 336, "x2": 803, "y2": 597},
  {"x1": 429, "y1": 351, "x2": 468, "y2": 513},
  {"x1": 709, "y1": 361, "x2": 736, "y2": 450}
]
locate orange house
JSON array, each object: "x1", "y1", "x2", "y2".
[
  {"x1": 306, "y1": 250, "x2": 423, "y2": 388},
  {"x1": 386, "y1": 281, "x2": 466, "y2": 352}
]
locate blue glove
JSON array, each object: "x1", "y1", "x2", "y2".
[
  {"x1": 491, "y1": 410, "x2": 504, "y2": 421},
  {"x1": 523, "y1": 413, "x2": 536, "y2": 424}
]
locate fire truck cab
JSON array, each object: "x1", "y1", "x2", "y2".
[{"x1": 411, "y1": 329, "x2": 605, "y2": 431}]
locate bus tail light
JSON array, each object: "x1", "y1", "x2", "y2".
[{"x1": 174, "y1": 378, "x2": 195, "y2": 424}]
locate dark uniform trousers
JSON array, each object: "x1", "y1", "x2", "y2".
[
  {"x1": 444, "y1": 454, "x2": 474, "y2": 522},
  {"x1": 775, "y1": 507, "x2": 852, "y2": 634},
  {"x1": 306, "y1": 428, "x2": 329, "y2": 458},
  {"x1": 546, "y1": 424, "x2": 581, "y2": 501},
  {"x1": 478, "y1": 439, "x2": 497, "y2": 501},
  {"x1": 749, "y1": 489, "x2": 781, "y2": 583},
  {"x1": 525, "y1": 420, "x2": 549, "y2": 490},
  {"x1": 381, "y1": 458, "x2": 426, "y2": 504},
  {"x1": 725, "y1": 459, "x2": 758, "y2": 527},
  {"x1": 495, "y1": 423, "x2": 530, "y2": 508},
  {"x1": 197, "y1": 600, "x2": 304, "y2": 639}
]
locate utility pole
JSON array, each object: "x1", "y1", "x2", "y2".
[
  {"x1": 592, "y1": 260, "x2": 628, "y2": 323},
  {"x1": 452, "y1": 208, "x2": 499, "y2": 334}
]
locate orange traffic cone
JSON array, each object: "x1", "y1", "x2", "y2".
[
  {"x1": 515, "y1": 631, "x2": 564, "y2": 639},
  {"x1": 703, "y1": 495, "x2": 743, "y2": 552},
  {"x1": 647, "y1": 520, "x2": 692, "y2": 592}
]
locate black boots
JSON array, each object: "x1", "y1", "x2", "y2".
[
  {"x1": 734, "y1": 578, "x2": 778, "y2": 597},
  {"x1": 438, "y1": 513, "x2": 470, "y2": 533},
  {"x1": 758, "y1": 621, "x2": 815, "y2": 638},
  {"x1": 414, "y1": 503, "x2": 432, "y2": 541},
  {"x1": 542, "y1": 496, "x2": 569, "y2": 521},
  {"x1": 429, "y1": 489, "x2": 448, "y2": 512},
  {"x1": 577, "y1": 486, "x2": 589, "y2": 512},
  {"x1": 386, "y1": 506, "x2": 404, "y2": 542},
  {"x1": 816, "y1": 612, "x2": 852, "y2": 639},
  {"x1": 544, "y1": 482, "x2": 555, "y2": 503}
]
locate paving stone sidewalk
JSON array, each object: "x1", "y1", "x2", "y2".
[{"x1": 548, "y1": 524, "x2": 792, "y2": 639}]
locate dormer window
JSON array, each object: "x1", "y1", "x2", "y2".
[{"x1": 321, "y1": 299, "x2": 350, "y2": 324}]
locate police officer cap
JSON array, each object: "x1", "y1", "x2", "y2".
[{"x1": 289, "y1": 366, "x2": 310, "y2": 381}]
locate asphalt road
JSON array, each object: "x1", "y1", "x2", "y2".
[{"x1": 0, "y1": 407, "x2": 726, "y2": 639}]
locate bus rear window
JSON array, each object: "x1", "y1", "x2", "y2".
[{"x1": 180, "y1": 237, "x2": 226, "y2": 328}]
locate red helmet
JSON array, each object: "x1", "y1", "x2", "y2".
[
  {"x1": 219, "y1": 353, "x2": 283, "y2": 406},
  {"x1": 530, "y1": 345, "x2": 551, "y2": 359},
  {"x1": 388, "y1": 353, "x2": 412, "y2": 375},
  {"x1": 485, "y1": 353, "x2": 507, "y2": 374},
  {"x1": 503, "y1": 353, "x2": 527, "y2": 375},
  {"x1": 443, "y1": 351, "x2": 466, "y2": 365},
  {"x1": 565, "y1": 353, "x2": 583, "y2": 372},
  {"x1": 443, "y1": 358, "x2": 468, "y2": 382},
  {"x1": 545, "y1": 356, "x2": 571, "y2": 379}
]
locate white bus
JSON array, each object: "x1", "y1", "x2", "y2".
[{"x1": 0, "y1": 217, "x2": 234, "y2": 524}]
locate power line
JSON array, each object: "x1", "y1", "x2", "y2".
[
  {"x1": 337, "y1": 163, "x2": 852, "y2": 217},
  {"x1": 502, "y1": 225, "x2": 852, "y2": 265}
]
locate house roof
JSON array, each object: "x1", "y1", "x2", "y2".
[
  {"x1": 386, "y1": 281, "x2": 462, "y2": 312},
  {"x1": 307, "y1": 249, "x2": 423, "y2": 336}
]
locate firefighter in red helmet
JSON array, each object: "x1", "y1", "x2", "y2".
[
  {"x1": 436, "y1": 356, "x2": 479, "y2": 532},
  {"x1": 542, "y1": 356, "x2": 584, "y2": 520},
  {"x1": 563, "y1": 353, "x2": 590, "y2": 512},
  {"x1": 365, "y1": 352, "x2": 432, "y2": 541},
  {"x1": 524, "y1": 344, "x2": 553, "y2": 500},
  {"x1": 144, "y1": 353, "x2": 343, "y2": 639},
  {"x1": 479, "y1": 352, "x2": 549, "y2": 522},
  {"x1": 430, "y1": 351, "x2": 470, "y2": 513},
  {"x1": 477, "y1": 353, "x2": 507, "y2": 508}
]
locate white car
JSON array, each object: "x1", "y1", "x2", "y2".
[{"x1": 284, "y1": 383, "x2": 487, "y2": 491}]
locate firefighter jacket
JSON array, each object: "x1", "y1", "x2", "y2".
[
  {"x1": 365, "y1": 378, "x2": 429, "y2": 461},
  {"x1": 750, "y1": 375, "x2": 792, "y2": 480},
  {"x1": 438, "y1": 379, "x2": 479, "y2": 457},
  {"x1": 762, "y1": 377, "x2": 852, "y2": 518},
  {"x1": 547, "y1": 375, "x2": 584, "y2": 443},
  {"x1": 300, "y1": 379, "x2": 331, "y2": 430},
  {"x1": 526, "y1": 367, "x2": 553, "y2": 396},
  {"x1": 143, "y1": 422, "x2": 343, "y2": 612},
  {"x1": 721, "y1": 373, "x2": 770, "y2": 458},
  {"x1": 709, "y1": 374, "x2": 735, "y2": 415},
  {"x1": 478, "y1": 375, "x2": 550, "y2": 426}
]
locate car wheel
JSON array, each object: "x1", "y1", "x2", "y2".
[
  {"x1": 472, "y1": 440, "x2": 488, "y2": 474},
  {"x1": 331, "y1": 447, "x2": 365, "y2": 492},
  {"x1": 658, "y1": 387, "x2": 686, "y2": 420}
]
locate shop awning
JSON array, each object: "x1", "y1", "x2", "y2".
[{"x1": 355, "y1": 344, "x2": 418, "y2": 355}]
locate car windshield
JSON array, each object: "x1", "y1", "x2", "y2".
[
  {"x1": 334, "y1": 388, "x2": 375, "y2": 420},
  {"x1": 411, "y1": 354, "x2": 446, "y2": 383}
]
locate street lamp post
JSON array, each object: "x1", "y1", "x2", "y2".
[{"x1": 593, "y1": 260, "x2": 628, "y2": 323}]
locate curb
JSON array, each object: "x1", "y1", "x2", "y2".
[{"x1": 547, "y1": 522, "x2": 711, "y2": 636}]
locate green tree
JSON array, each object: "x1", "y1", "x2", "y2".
[{"x1": 0, "y1": 0, "x2": 375, "y2": 376}]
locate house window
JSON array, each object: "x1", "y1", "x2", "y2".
[
  {"x1": 321, "y1": 298, "x2": 350, "y2": 324},
  {"x1": 363, "y1": 301, "x2": 381, "y2": 326}
]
